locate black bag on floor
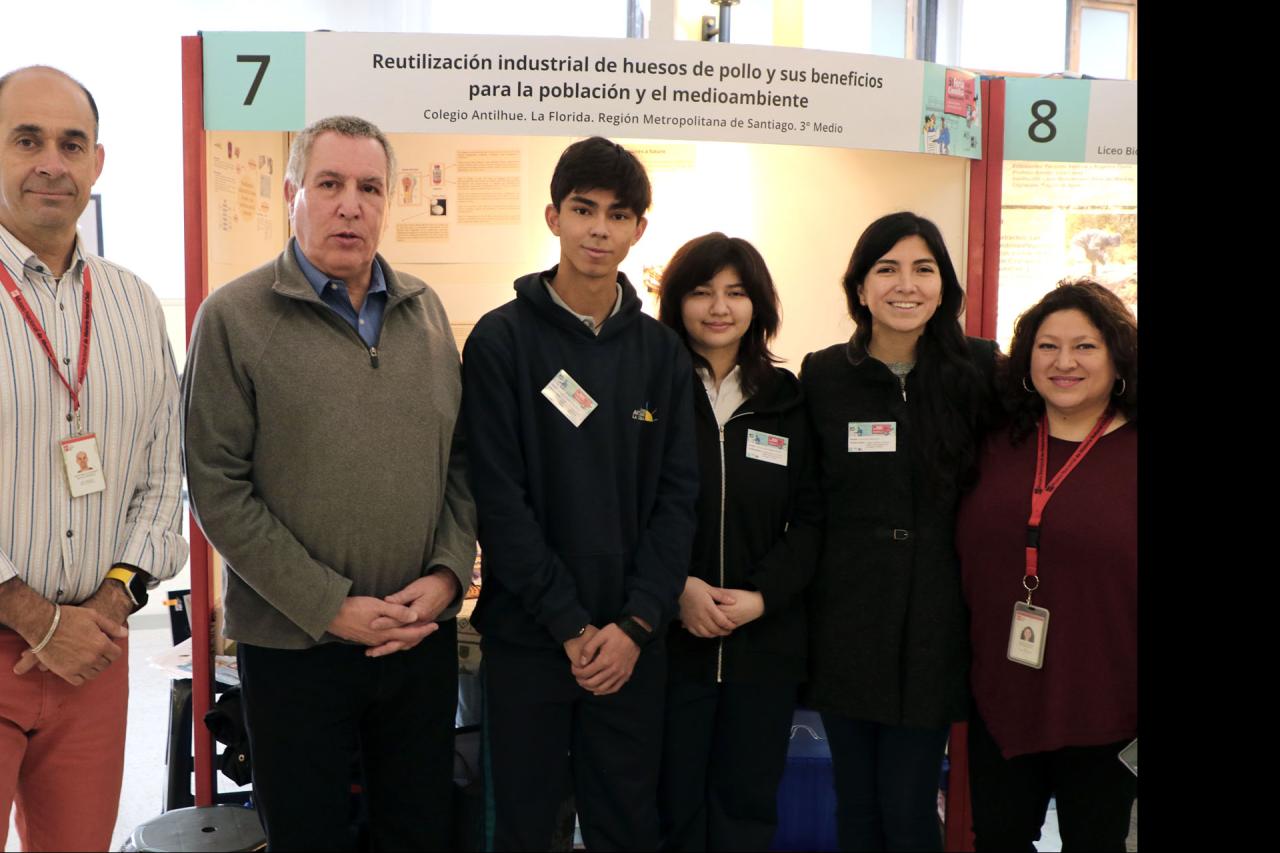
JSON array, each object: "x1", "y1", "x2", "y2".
[{"x1": 202, "y1": 688, "x2": 253, "y2": 786}]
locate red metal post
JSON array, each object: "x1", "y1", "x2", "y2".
[
  {"x1": 180, "y1": 33, "x2": 215, "y2": 808},
  {"x1": 949, "y1": 75, "x2": 1007, "y2": 853}
]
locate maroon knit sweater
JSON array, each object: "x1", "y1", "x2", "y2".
[{"x1": 957, "y1": 422, "x2": 1137, "y2": 759}]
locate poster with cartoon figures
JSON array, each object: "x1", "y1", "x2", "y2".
[{"x1": 920, "y1": 66, "x2": 980, "y2": 158}]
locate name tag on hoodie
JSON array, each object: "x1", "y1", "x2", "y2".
[
  {"x1": 848, "y1": 421, "x2": 896, "y2": 452},
  {"x1": 746, "y1": 429, "x2": 789, "y2": 466},
  {"x1": 542, "y1": 369, "x2": 598, "y2": 427}
]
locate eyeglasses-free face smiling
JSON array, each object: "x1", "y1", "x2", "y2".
[
  {"x1": 1029, "y1": 308, "x2": 1118, "y2": 422},
  {"x1": 0, "y1": 69, "x2": 104, "y2": 252},
  {"x1": 681, "y1": 266, "x2": 754, "y2": 361},
  {"x1": 545, "y1": 187, "x2": 647, "y2": 282},
  {"x1": 858, "y1": 234, "x2": 943, "y2": 344}
]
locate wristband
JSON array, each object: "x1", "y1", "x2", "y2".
[
  {"x1": 30, "y1": 603, "x2": 61, "y2": 654},
  {"x1": 615, "y1": 615, "x2": 653, "y2": 648},
  {"x1": 106, "y1": 564, "x2": 149, "y2": 610}
]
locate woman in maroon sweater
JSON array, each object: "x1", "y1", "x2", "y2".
[{"x1": 956, "y1": 279, "x2": 1137, "y2": 851}]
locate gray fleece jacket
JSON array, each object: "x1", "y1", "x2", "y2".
[{"x1": 181, "y1": 247, "x2": 477, "y2": 649}]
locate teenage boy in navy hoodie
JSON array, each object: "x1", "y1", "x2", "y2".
[{"x1": 462, "y1": 137, "x2": 699, "y2": 851}]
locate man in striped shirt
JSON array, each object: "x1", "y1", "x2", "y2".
[{"x1": 0, "y1": 66, "x2": 188, "y2": 852}]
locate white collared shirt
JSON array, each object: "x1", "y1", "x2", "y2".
[
  {"x1": 544, "y1": 278, "x2": 622, "y2": 336},
  {"x1": 698, "y1": 365, "x2": 745, "y2": 427},
  {"x1": 0, "y1": 224, "x2": 188, "y2": 604}
]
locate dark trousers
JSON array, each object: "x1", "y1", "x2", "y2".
[
  {"x1": 657, "y1": 678, "x2": 796, "y2": 852},
  {"x1": 481, "y1": 639, "x2": 666, "y2": 852},
  {"x1": 820, "y1": 713, "x2": 950, "y2": 852},
  {"x1": 237, "y1": 620, "x2": 458, "y2": 852},
  {"x1": 967, "y1": 712, "x2": 1136, "y2": 852}
]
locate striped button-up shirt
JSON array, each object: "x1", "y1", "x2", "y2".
[{"x1": 1, "y1": 223, "x2": 187, "y2": 604}]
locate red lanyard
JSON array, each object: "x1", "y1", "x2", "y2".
[
  {"x1": 0, "y1": 261, "x2": 94, "y2": 419},
  {"x1": 1023, "y1": 408, "x2": 1114, "y2": 593}
]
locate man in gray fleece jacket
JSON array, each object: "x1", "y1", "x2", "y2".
[{"x1": 182, "y1": 116, "x2": 476, "y2": 851}]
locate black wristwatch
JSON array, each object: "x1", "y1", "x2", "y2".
[{"x1": 615, "y1": 616, "x2": 653, "y2": 648}]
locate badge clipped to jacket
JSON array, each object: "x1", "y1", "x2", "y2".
[
  {"x1": 542, "y1": 369, "x2": 598, "y2": 427},
  {"x1": 745, "y1": 429, "x2": 788, "y2": 466},
  {"x1": 847, "y1": 421, "x2": 896, "y2": 452}
]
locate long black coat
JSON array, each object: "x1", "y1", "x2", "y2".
[{"x1": 800, "y1": 337, "x2": 997, "y2": 727}]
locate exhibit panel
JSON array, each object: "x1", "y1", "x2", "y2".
[
  {"x1": 180, "y1": 33, "x2": 1136, "y2": 843},
  {"x1": 996, "y1": 77, "x2": 1138, "y2": 349}
]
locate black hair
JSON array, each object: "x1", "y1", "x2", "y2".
[
  {"x1": 1002, "y1": 277, "x2": 1137, "y2": 444},
  {"x1": 658, "y1": 232, "x2": 782, "y2": 398},
  {"x1": 841, "y1": 211, "x2": 990, "y2": 498},
  {"x1": 549, "y1": 136, "x2": 651, "y2": 217},
  {"x1": 0, "y1": 66, "x2": 99, "y2": 141}
]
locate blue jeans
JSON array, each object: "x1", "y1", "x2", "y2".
[{"x1": 819, "y1": 714, "x2": 949, "y2": 852}]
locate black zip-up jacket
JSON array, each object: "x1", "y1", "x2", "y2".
[
  {"x1": 666, "y1": 366, "x2": 823, "y2": 685},
  {"x1": 462, "y1": 268, "x2": 699, "y2": 650},
  {"x1": 801, "y1": 336, "x2": 998, "y2": 727}
]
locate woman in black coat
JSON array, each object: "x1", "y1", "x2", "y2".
[
  {"x1": 655, "y1": 233, "x2": 822, "y2": 852},
  {"x1": 801, "y1": 212, "x2": 997, "y2": 851}
]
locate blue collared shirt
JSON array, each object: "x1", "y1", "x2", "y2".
[{"x1": 292, "y1": 239, "x2": 388, "y2": 347}]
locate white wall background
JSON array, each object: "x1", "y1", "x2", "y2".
[{"x1": 2, "y1": 0, "x2": 632, "y2": 305}]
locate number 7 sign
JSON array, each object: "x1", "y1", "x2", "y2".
[{"x1": 204, "y1": 32, "x2": 305, "y2": 130}]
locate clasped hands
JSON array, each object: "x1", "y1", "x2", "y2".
[
  {"x1": 12, "y1": 581, "x2": 134, "y2": 685},
  {"x1": 563, "y1": 617, "x2": 651, "y2": 698},
  {"x1": 327, "y1": 570, "x2": 460, "y2": 658},
  {"x1": 677, "y1": 576, "x2": 765, "y2": 638}
]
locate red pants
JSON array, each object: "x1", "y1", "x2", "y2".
[{"x1": 0, "y1": 628, "x2": 129, "y2": 852}]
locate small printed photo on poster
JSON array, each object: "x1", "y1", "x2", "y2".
[
  {"x1": 430, "y1": 198, "x2": 447, "y2": 216},
  {"x1": 1065, "y1": 213, "x2": 1137, "y2": 314},
  {"x1": 920, "y1": 66, "x2": 980, "y2": 158}
]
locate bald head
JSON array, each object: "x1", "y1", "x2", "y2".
[
  {"x1": 0, "y1": 66, "x2": 99, "y2": 141},
  {"x1": 0, "y1": 65, "x2": 106, "y2": 273}
]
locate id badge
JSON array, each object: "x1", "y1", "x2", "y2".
[
  {"x1": 60, "y1": 433, "x2": 107, "y2": 497},
  {"x1": 745, "y1": 429, "x2": 788, "y2": 466},
  {"x1": 541, "y1": 369, "x2": 598, "y2": 427},
  {"x1": 1007, "y1": 601, "x2": 1049, "y2": 669},
  {"x1": 848, "y1": 421, "x2": 896, "y2": 452}
]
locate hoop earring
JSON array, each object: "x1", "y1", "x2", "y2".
[
  {"x1": 1022, "y1": 377, "x2": 1035, "y2": 394},
  {"x1": 1114, "y1": 377, "x2": 1127, "y2": 397}
]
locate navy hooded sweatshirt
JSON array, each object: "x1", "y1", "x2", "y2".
[{"x1": 462, "y1": 267, "x2": 699, "y2": 651}]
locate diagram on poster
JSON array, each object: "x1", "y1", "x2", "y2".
[
  {"x1": 205, "y1": 131, "x2": 289, "y2": 289},
  {"x1": 384, "y1": 135, "x2": 527, "y2": 263}
]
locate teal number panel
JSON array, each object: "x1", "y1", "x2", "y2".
[{"x1": 203, "y1": 32, "x2": 305, "y2": 130}]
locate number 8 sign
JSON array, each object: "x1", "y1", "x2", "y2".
[{"x1": 1003, "y1": 78, "x2": 1089, "y2": 163}]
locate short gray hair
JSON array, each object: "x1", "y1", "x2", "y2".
[{"x1": 285, "y1": 115, "x2": 396, "y2": 189}]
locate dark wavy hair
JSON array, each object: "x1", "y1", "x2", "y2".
[
  {"x1": 658, "y1": 233, "x2": 782, "y2": 398},
  {"x1": 550, "y1": 136, "x2": 651, "y2": 217},
  {"x1": 1003, "y1": 278, "x2": 1138, "y2": 444},
  {"x1": 841, "y1": 211, "x2": 990, "y2": 496}
]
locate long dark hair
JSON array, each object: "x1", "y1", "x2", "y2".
[
  {"x1": 658, "y1": 232, "x2": 782, "y2": 398},
  {"x1": 1003, "y1": 278, "x2": 1138, "y2": 444},
  {"x1": 841, "y1": 211, "x2": 989, "y2": 495}
]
